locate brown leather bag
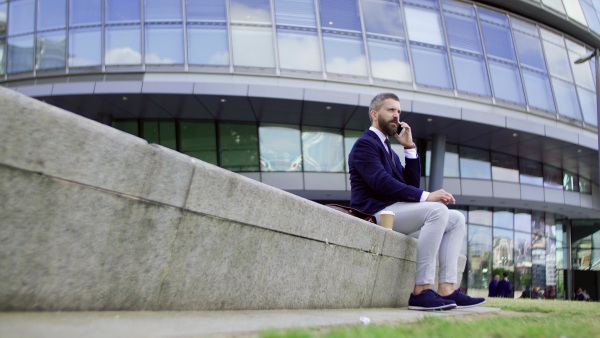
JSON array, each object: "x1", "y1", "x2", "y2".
[{"x1": 326, "y1": 204, "x2": 377, "y2": 224}]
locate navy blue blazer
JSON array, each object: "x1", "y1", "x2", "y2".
[{"x1": 349, "y1": 129, "x2": 423, "y2": 215}]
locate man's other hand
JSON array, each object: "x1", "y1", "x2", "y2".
[{"x1": 426, "y1": 189, "x2": 456, "y2": 205}]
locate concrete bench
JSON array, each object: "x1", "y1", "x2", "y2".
[{"x1": 0, "y1": 86, "x2": 464, "y2": 311}]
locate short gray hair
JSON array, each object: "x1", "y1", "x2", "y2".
[
  {"x1": 369, "y1": 92, "x2": 399, "y2": 113},
  {"x1": 369, "y1": 93, "x2": 399, "y2": 121}
]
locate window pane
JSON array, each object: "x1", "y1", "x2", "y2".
[
  {"x1": 37, "y1": 0, "x2": 66, "y2": 31},
  {"x1": 563, "y1": 171, "x2": 579, "y2": 191},
  {"x1": 513, "y1": 21, "x2": 546, "y2": 71},
  {"x1": 405, "y1": 6, "x2": 444, "y2": 45},
  {"x1": 344, "y1": 130, "x2": 361, "y2": 174},
  {"x1": 520, "y1": 159, "x2": 543, "y2": 186},
  {"x1": 468, "y1": 224, "x2": 492, "y2": 290},
  {"x1": 187, "y1": 0, "x2": 227, "y2": 22},
  {"x1": 578, "y1": 86, "x2": 597, "y2": 126},
  {"x1": 106, "y1": 26, "x2": 141, "y2": 65},
  {"x1": 277, "y1": 29, "x2": 321, "y2": 71},
  {"x1": 231, "y1": 0, "x2": 272, "y2": 24},
  {"x1": 592, "y1": 249, "x2": 600, "y2": 271},
  {"x1": 493, "y1": 228, "x2": 514, "y2": 270},
  {"x1": 515, "y1": 230, "x2": 532, "y2": 265},
  {"x1": 479, "y1": 9, "x2": 516, "y2": 62},
  {"x1": 491, "y1": 152, "x2": 519, "y2": 182},
  {"x1": 515, "y1": 211, "x2": 532, "y2": 233},
  {"x1": 188, "y1": 26, "x2": 229, "y2": 66},
  {"x1": 0, "y1": 2, "x2": 7, "y2": 37},
  {"x1": 460, "y1": 146, "x2": 491, "y2": 179},
  {"x1": 411, "y1": 45, "x2": 452, "y2": 89},
  {"x1": 522, "y1": 69, "x2": 555, "y2": 112},
  {"x1": 580, "y1": 176, "x2": 592, "y2": 194},
  {"x1": 543, "y1": 39, "x2": 572, "y2": 81},
  {"x1": 0, "y1": 36, "x2": 6, "y2": 75},
  {"x1": 322, "y1": 33, "x2": 367, "y2": 76},
  {"x1": 564, "y1": 0, "x2": 587, "y2": 25},
  {"x1": 68, "y1": 28, "x2": 100, "y2": 67},
  {"x1": 232, "y1": 26, "x2": 275, "y2": 68},
  {"x1": 274, "y1": 0, "x2": 317, "y2": 27},
  {"x1": 145, "y1": 25, "x2": 184, "y2": 64},
  {"x1": 180, "y1": 121, "x2": 217, "y2": 165},
  {"x1": 141, "y1": 120, "x2": 176, "y2": 150},
  {"x1": 443, "y1": 1, "x2": 482, "y2": 53},
  {"x1": 368, "y1": 38, "x2": 411, "y2": 82},
  {"x1": 219, "y1": 122, "x2": 259, "y2": 172},
  {"x1": 469, "y1": 208, "x2": 492, "y2": 226},
  {"x1": 570, "y1": 50, "x2": 594, "y2": 90},
  {"x1": 532, "y1": 230, "x2": 546, "y2": 287},
  {"x1": 8, "y1": 0, "x2": 34, "y2": 35},
  {"x1": 70, "y1": 0, "x2": 101, "y2": 26},
  {"x1": 8, "y1": 35, "x2": 34, "y2": 73},
  {"x1": 494, "y1": 210, "x2": 514, "y2": 229},
  {"x1": 113, "y1": 120, "x2": 139, "y2": 136},
  {"x1": 36, "y1": 30, "x2": 66, "y2": 70},
  {"x1": 319, "y1": 0, "x2": 361, "y2": 31},
  {"x1": 145, "y1": 0, "x2": 182, "y2": 22},
  {"x1": 542, "y1": 0, "x2": 565, "y2": 13},
  {"x1": 543, "y1": 164, "x2": 562, "y2": 189},
  {"x1": 452, "y1": 53, "x2": 490, "y2": 96},
  {"x1": 106, "y1": 0, "x2": 141, "y2": 23},
  {"x1": 444, "y1": 148, "x2": 459, "y2": 177},
  {"x1": 260, "y1": 125, "x2": 302, "y2": 171},
  {"x1": 489, "y1": 60, "x2": 525, "y2": 104},
  {"x1": 302, "y1": 128, "x2": 344, "y2": 172},
  {"x1": 363, "y1": 0, "x2": 404, "y2": 37},
  {"x1": 514, "y1": 266, "x2": 531, "y2": 297},
  {"x1": 552, "y1": 78, "x2": 582, "y2": 120},
  {"x1": 582, "y1": 0, "x2": 600, "y2": 33}
]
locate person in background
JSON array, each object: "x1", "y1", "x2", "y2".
[
  {"x1": 488, "y1": 274, "x2": 500, "y2": 297},
  {"x1": 495, "y1": 272, "x2": 513, "y2": 298}
]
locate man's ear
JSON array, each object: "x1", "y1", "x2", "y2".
[{"x1": 369, "y1": 109, "x2": 377, "y2": 123}]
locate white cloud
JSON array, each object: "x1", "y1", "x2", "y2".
[
  {"x1": 371, "y1": 59, "x2": 411, "y2": 82},
  {"x1": 208, "y1": 51, "x2": 229, "y2": 65},
  {"x1": 326, "y1": 56, "x2": 367, "y2": 76},
  {"x1": 277, "y1": 34, "x2": 321, "y2": 72},
  {"x1": 230, "y1": 3, "x2": 271, "y2": 23},
  {"x1": 146, "y1": 52, "x2": 174, "y2": 65},
  {"x1": 231, "y1": 27, "x2": 275, "y2": 67},
  {"x1": 105, "y1": 47, "x2": 141, "y2": 65}
]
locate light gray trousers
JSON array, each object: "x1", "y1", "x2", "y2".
[{"x1": 374, "y1": 202, "x2": 466, "y2": 286}]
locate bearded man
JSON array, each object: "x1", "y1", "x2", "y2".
[{"x1": 348, "y1": 92, "x2": 485, "y2": 311}]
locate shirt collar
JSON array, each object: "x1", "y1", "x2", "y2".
[{"x1": 369, "y1": 126, "x2": 388, "y2": 145}]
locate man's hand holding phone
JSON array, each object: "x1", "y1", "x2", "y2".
[{"x1": 394, "y1": 118, "x2": 416, "y2": 149}]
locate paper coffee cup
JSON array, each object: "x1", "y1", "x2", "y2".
[{"x1": 379, "y1": 210, "x2": 395, "y2": 230}]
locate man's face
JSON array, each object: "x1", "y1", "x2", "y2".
[{"x1": 374, "y1": 98, "x2": 400, "y2": 136}]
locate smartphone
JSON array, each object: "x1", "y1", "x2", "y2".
[{"x1": 396, "y1": 117, "x2": 403, "y2": 135}]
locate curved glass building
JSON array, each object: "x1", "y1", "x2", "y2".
[{"x1": 3, "y1": 0, "x2": 600, "y2": 300}]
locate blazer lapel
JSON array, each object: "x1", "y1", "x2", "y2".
[{"x1": 365, "y1": 130, "x2": 404, "y2": 180}]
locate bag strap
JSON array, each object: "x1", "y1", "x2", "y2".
[{"x1": 326, "y1": 204, "x2": 377, "y2": 224}]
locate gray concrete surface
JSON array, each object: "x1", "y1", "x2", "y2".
[
  {"x1": 0, "y1": 86, "x2": 464, "y2": 312},
  {"x1": 0, "y1": 306, "x2": 500, "y2": 338}
]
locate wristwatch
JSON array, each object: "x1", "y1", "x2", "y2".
[{"x1": 404, "y1": 143, "x2": 417, "y2": 149}]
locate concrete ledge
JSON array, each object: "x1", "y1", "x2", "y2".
[{"x1": 0, "y1": 87, "x2": 463, "y2": 311}]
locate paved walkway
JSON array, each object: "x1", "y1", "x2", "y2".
[{"x1": 0, "y1": 306, "x2": 499, "y2": 338}]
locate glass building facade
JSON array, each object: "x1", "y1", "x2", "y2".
[{"x1": 3, "y1": 0, "x2": 600, "y2": 300}]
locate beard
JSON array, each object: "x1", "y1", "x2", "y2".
[{"x1": 378, "y1": 114, "x2": 398, "y2": 136}]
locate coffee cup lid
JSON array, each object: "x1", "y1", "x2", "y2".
[{"x1": 380, "y1": 210, "x2": 395, "y2": 216}]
